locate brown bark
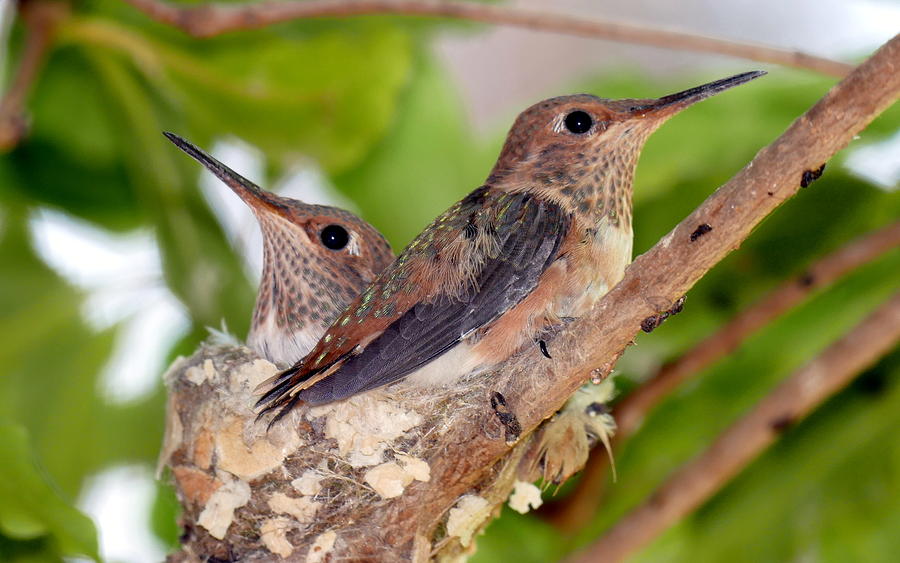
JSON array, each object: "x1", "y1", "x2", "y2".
[
  {"x1": 0, "y1": 0, "x2": 67, "y2": 151},
  {"x1": 160, "y1": 34, "x2": 900, "y2": 561}
]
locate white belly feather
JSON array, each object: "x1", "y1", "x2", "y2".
[{"x1": 248, "y1": 313, "x2": 322, "y2": 367}]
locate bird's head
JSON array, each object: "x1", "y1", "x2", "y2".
[
  {"x1": 163, "y1": 132, "x2": 394, "y2": 332},
  {"x1": 488, "y1": 71, "x2": 766, "y2": 225}
]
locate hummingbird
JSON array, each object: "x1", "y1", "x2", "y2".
[
  {"x1": 256, "y1": 71, "x2": 765, "y2": 419},
  {"x1": 164, "y1": 132, "x2": 395, "y2": 366}
]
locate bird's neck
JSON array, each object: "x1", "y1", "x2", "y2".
[
  {"x1": 490, "y1": 130, "x2": 651, "y2": 234},
  {"x1": 496, "y1": 158, "x2": 637, "y2": 235},
  {"x1": 254, "y1": 215, "x2": 335, "y2": 333}
]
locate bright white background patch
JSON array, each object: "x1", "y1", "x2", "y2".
[
  {"x1": 77, "y1": 465, "x2": 168, "y2": 563},
  {"x1": 29, "y1": 209, "x2": 190, "y2": 403},
  {"x1": 845, "y1": 130, "x2": 900, "y2": 191}
]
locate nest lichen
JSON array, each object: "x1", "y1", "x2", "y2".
[{"x1": 161, "y1": 342, "x2": 500, "y2": 561}]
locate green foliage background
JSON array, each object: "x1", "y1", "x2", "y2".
[{"x1": 0, "y1": 1, "x2": 897, "y2": 561}]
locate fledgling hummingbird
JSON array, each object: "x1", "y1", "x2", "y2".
[
  {"x1": 164, "y1": 133, "x2": 394, "y2": 366},
  {"x1": 256, "y1": 71, "x2": 765, "y2": 419}
]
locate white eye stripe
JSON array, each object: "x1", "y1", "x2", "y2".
[
  {"x1": 551, "y1": 114, "x2": 568, "y2": 134},
  {"x1": 346, "y1": 234, "x2": 361, "y2": 257}
]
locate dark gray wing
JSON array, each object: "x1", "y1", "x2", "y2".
[{"x1": 300, "y1": 193, "x2": 569, "y2": 404}]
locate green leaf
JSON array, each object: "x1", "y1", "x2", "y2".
[
  {"x1": 150, "y1": 481, "x2": 181, "y2": 549},
  {"x1": 60, "y1": 15, "x2": 414, "y2": 173},
  {"x1": 1, "y1": 48, "x2": 142, "y2": 232},
  {"x1": 28, "y1": 47, "x2": 125, "y2": 166},
  {"x1": 572, "y1": 241, "x2": 900, "y2": 559},
  {"x1": 0, "y1": 423, "x2": 99, "y2": 561},
  {"x1": 172, "y1": 28, "x2": 414, "y2": 173},
  {"x1": 474, "y1": 509, "x2": 566, "y2": 563},
  {"x1": 0, "y1": 211, "x2": 85, "y2": 372},
  {"x1": 632, "y1": 350, "x2": 900, "y2": 563}
]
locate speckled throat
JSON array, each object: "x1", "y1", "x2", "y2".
[
  {"x1": 249, "y1": 212, "x2": 373, "y2": 364},
  {"x1": 525, "y1": 125, "x2": 652, "y2": 232}
]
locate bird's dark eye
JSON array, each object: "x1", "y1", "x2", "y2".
[
  {"x1": 320, "y1": 225, "x2": 349, "y2": 250},
  {"x1": 564, "y1": 110, "x2": 593, "y2": 134}
]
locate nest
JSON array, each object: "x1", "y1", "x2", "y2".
[{"x1": 159, "y1": 341, "x2": 615, "y2": 561}]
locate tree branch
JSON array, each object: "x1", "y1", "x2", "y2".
[
  {"x1": 618, "y1": 222, "x2": 900, "y2": 438},
  {"x1": 547, "y1": 220, "x2": 900, "y2": 531},
  {"x1": 0, "y1": 0, "x2": 66, "y2": 152},
  {"x1": 568, "y1": 291, "x2": 900, "y2": 563},
  {"x1": 121, "y1": 0, "x2": 853, "y2": 77},
  {"x1": 162, "y1": 35, "x2": 899, "y2": 560}
]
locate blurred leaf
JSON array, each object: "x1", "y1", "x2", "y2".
[
  {"x1": 81, "y1": 46, "x2": 256, "y2": 333},
  {"x1": 28, "y1": 47, "x2": 125, "y2": 166},
  {"x1": 0, "y1": 535, "x2": 57, "y2": 563},
  {"x1": 1, "y1": 48, "x2": 141, "y2": 231},
  {"x1": 0, "y1": 210, "x2": 84, "y2": 372},
  {"x1": 632, "y1": 350, "x2": 900, "y2": 563},
  {"x1": 570, "y1": 248, "x2": 900, "y2": 558},
  {"x1": 173, "y1": 28, "x2": 414, "y2": 173},
  {"x1": 0, "y1": 208, "x2": 164, "y2": 494},
  {"x1": 627, "y1": 170, "x2": 900, "y2": 361},
  {"x1": 60, "y1": 15, "x2": 414, "y2": 173},
  {"x1": 150, "y1": 481, "x2": 181, "y2": 549},
  {"x1": 85, "y1": 0, "x2": 496, "y2": 41},
  {"x1": 474, "y1": 509, "x2": 566, "y2": 563},
  {"x1": 0, "y1": 423, "x2": 99, "y2": 561}
]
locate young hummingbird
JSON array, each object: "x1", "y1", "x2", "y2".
[
  {"x1": 256, "y1": 71, "x2": 765, "y2": 418},
  {"x1": 164, "y1": 133, "x2": 394, "y2": 366}
]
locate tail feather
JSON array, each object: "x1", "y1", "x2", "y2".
[
  {"x1": 254, "y1": 351, "x2": 353, "y2": 420},
  {"x1": 254, "y1": 364, "x2": 305, "y2": 408},
  {"x1": 262, "y1": 394, "x2": 303, "y2": 430}
]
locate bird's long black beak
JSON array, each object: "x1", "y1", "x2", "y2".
[
  {"x1": 628, "y1": 70, "x2": 767, "y2": 119},
  {"x1": 163, "y1": 131, "x2": 283, "y2": 213}
]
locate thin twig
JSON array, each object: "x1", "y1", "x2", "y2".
[
  {"x1": 121, "y1": 0, "x2": 853, "y2": 77},
  {"x1": 568, "y1": 291, "x2": 900, "y2": 563},
  {"x1": 0, "y1": 0, "x2": 66, "y2": 151},
  {"x1": 547, "y1": 220, "x2": 900, "y2": 531}
]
